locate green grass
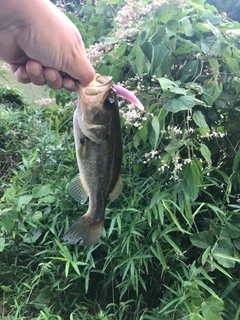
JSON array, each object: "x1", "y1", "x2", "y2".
[{"x1": 0, "y1": 60, "x2": 50, "y2": 102}]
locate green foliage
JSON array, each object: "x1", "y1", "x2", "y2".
[
  {"x1": 0, "y1": 85, "x2": 25, "y2": 108},
  {"x1": 1, "y1": 0, "x2": 240, "y2": 319},
  {"x1": 206, "y1": 0, "x2": 240, "y2": 22}
]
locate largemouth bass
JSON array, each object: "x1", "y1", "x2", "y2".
[{"x1": 63, "y1": 74, "x2": 123, "y2": 247}]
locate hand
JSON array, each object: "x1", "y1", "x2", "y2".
[{"x1": 0, "y1": 0, "x2": 95, "y2": 90}]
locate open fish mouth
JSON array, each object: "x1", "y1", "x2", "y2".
[
  {"x1": 82, "y1": 74, "x2": 144, "y2": 110},
  {"x1": 83, "y1": 74, "x2": 113, "y2": 96}
]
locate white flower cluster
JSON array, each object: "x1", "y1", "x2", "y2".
[
  {"x1": 143, "y1": 150, "x2": 161, "y2": 164},
  {"x1": 35, "y1": 98, "x2": 54, "y2": 105},
  {"x1": 115, "y1": 0, "x2": 168, "y2": 39},
  {"x1": 115, "y1": 0, "x2": 185, "y2": 39},
  {"x1": 86, "y1": 43, "x2": 115, "y2": 67},
  {"x1": 121, "y1": 105, "x2": 148, "y2": 128}
]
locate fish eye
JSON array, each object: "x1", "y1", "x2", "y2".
[{"x1": 104, "y1": 97, "x2": 115, "y2": 110}]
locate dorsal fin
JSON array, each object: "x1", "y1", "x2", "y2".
[
  {"x1": 67, "y1": 174, "x2": 88, "y2": 204},
  {"x1": 109, "y1": 175, "x2": 123, "y2": 202}
]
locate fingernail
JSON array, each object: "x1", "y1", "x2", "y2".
[
  {"x1": 20, "y1": 70, "x2": 29, "y2": 79},
  {"x1": 30, "y1": 65, "x2": 41, "y2": 76},
  {"x1": 45, "y1": 70, "x2": 57, "y2": 82},
  {"x1": 63, "y1": 78, "x2": 76, "y2": 91}
]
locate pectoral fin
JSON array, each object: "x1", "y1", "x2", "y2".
[
  {"x1": 67, "y1": 174, "x2": 88, "y2": 204},
  {"x1": 109, "y1": 175, "x2": 123, "y2": 202}
]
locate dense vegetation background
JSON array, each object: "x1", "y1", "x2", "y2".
[{"x1": 1, "y1": 0, "x2": 240, "y2": 319}]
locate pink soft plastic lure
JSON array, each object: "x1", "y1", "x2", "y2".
[{"x1": 113, "y1": 85, "x2": 144, "y2": 110}]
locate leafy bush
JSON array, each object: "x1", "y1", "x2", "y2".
[
  {"x1": 1, "y1": 0, "x2": 240, "y2": 319},
  {"x1": 0, "y1": 85, "x2": 24, "y2": 108}
]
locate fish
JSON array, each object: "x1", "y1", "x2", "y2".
[{"x1": 63, "y1": 74, "x2": 123, "y2": 247}]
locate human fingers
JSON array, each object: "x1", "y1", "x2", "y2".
[
  {"x1": 10, "y1": 60, "x2": 76, "y2": 90},
  {"x1": 10, "y1": 61, "x2": 46, "y2": 85},
  {"x1": 62, "y1": 76, "x2": 78, "y2": 92},
  {"x1": 43, "y1": 68, "x2": 64, "y2": 90},
  {"x1": 26, "y1": 60, "x2": 46, "y2": 86},
  {"x1": 10, "y1": 65, "x2": 31, "y2": 84}
]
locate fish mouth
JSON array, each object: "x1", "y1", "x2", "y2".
[
  {"x1": 78, "y1": 74, "x2": 114, "y2": 110},
  {"x1": 81, "y1": 74, "x2": 113, "y2": 96}
]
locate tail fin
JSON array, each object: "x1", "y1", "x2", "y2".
[{"x1": 63, "y1": 214, "x2": 104, "y2": 247}]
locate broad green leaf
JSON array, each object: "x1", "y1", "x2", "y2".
[
  {"x1": 180, "y1": 17, "x2": 195, "y2": 36},
  {"x1": 138, "y1": 123, "x2": 148, "y2": 143},
  {"x1": 190, "y1": 230, "x2": 214, "y2": 249},
  {"x1": 32, "y1": 185, "x2": 52, "y2": 198},
  {"x1": 164, "y1": 95, "x2": 195, "y2": 112},
  {"x1": 180, "y1": 160, "x2": 203, "y2": 201},
  {"x1": 0, "y1": 238, "x2": 5, "y2": 252},
  {"x1": 157, "y1": 77, "x2": 186, "y2": 95},
  {"x1": 41, "y1": 195, "x2": 55, "y2": 204},
  {"x1": 233, "y1": 237, "x2": 240, "y2": 251},
  {"x1": 190, "y1": 314, "x2": 204, "y2": 320},
  {"x1": 208, "y1": 58, "x2": 219, "y2": 78},
  {"x1": 225, "y1": 57, "x2": 238, "y2": 73},
  {"x1": 225, "y1": 222, "x2": 240, "y2": 239},
  {"x1": 135, "y1": 46, "x2": 147, "y2": 76},
  {"x1": 206, "y1": 15, "x2": 221, "y2": 26},
  {"x1": 213, "y1": 239, "x2": 235, "y2": 268},
  {"x1": 201, "y1": 296, "x2": 224, "y2": 320},
  {"x1": 202, "y1": 79, "x2": 222, "y2": 105},
  {"x1": 140, "y1": 41, "x2": 153, "y2": 73},
  {"x1": 196, "y1": 22, "x2": 212, "y2": 32},
  {"x1": 158, "y1": 106, "x2": 169, "y2": 121},
  {"x1": 1, "y1": 210, "x2": 18, "y2": 231},
  {"x1": 200, "y1": 144, "x2": 212, "y2": 167},
  {"x1": 151, "y1": 43, "x2": 169, "y2": 76},
  {"x1": 98, "y1": 64, "x2": 110, "y2": 75},
  {"x1": 165, "y1": 138, "x2": 183, "y2": 156},
  {"x1": 24, "y1": 228, "x2": 42, "y2": 244},
  {"x1": 115, "y1": 43, "x2": 128, "y2": 57},
  {"x1": 175, "y1": 39, "x2": 201, "y2": 55},
  {"x1": 192, "y1": 111, "x2": 209, "y2": 129},
  {"x1": 213, "y1": 253, "x2": 240, "y2": 265},
  {"x1": 179, "y1": 60, "x2": 199, "y2": 82},
  {"x1": 166, "y1": 19, "x2": 183, "y2": 33},
  {"x1": 0, "y1": 285, "x2": 13, "y2": 292},
  {"x1": 17, "y1": 195, "x2": 32, "y2": 211}
]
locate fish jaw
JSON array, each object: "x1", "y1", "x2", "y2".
[{"x1": 77, "y1": 74, "x2": 113, "y2": 117}]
